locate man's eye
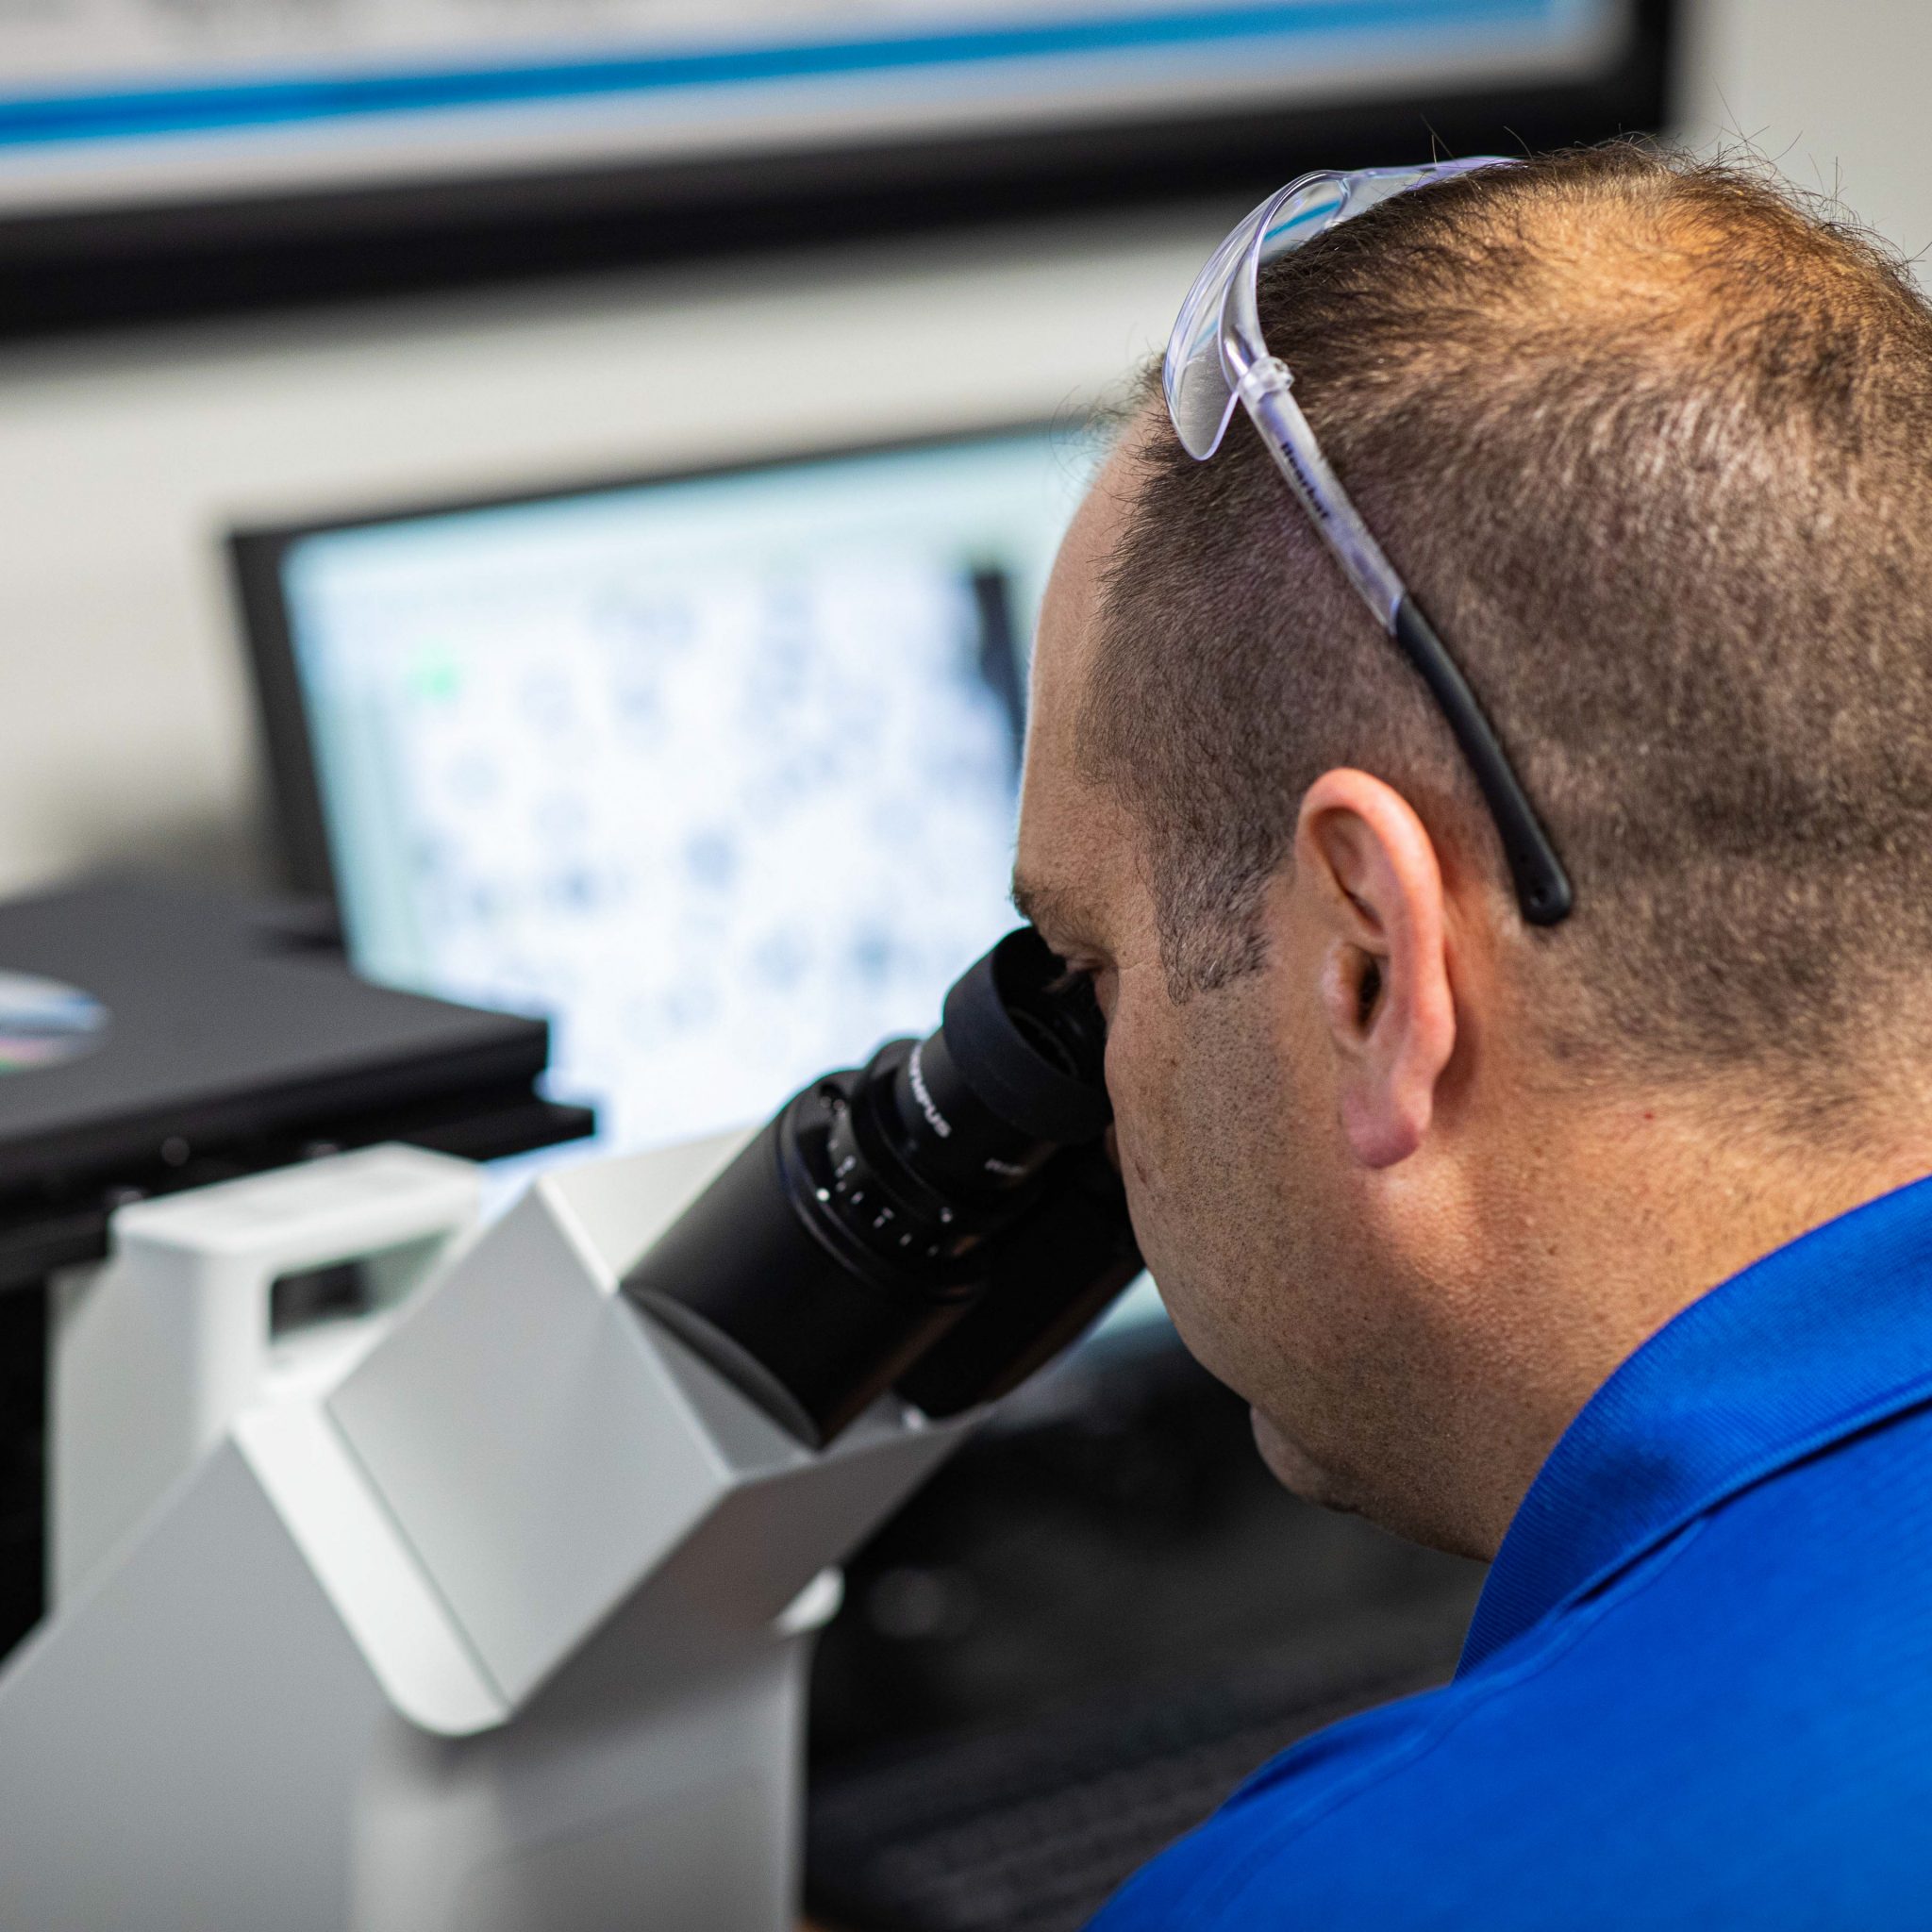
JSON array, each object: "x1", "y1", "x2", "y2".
[{"x1": 1055, "y1": 959, "x2": 1110, "y2": 1031}]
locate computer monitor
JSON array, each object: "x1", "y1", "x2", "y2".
[
  {"x1": 237, "y1": 422, "x2": 1168, "y2": 1346},
  {"x1": 5, "y1": 2, "x2": 1654, "y2": 221},
  {"x1": 0, "y1": 5, "x2": 1675, "y2": 340}
]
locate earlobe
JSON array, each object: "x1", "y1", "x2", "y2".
[{"x1": 1296, "y1": 770, "x2": 1457, "y2": 1172}]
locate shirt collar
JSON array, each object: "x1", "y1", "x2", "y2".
[{"x1": 1460, "y1": 1172, "x2": 1932, "y2": 1674}]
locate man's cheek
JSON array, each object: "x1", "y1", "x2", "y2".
[
  {"x1": 1101, "y1": 1012, "x2": 1213, "y2": 1306},
  {"x1": 1114, "y1": 1120, "x2": 1233, "y2": 1372},
  {"x1": 1105, "y1": 1057, "x2": 1186, "y2": 1224},
  {"x1": 1109, "y1": 1116, "x2": 1164, "y2": 1267},
  {"x1": 1099, "y1": 1034, "x2": 1159, "y2": 1203},
  {"x1": 1109, "y1": 1120, "x2": 1198, "y2": 1327}
]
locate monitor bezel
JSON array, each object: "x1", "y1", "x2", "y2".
[
  {"x1": 229, "y1": 415, "x2": 1083, "y2": 907},
  {"x1": 8, "y1": 0, "x2": 1676, "y2": 339}
]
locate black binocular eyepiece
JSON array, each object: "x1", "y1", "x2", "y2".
[{"x1": 623, "y1": 927, "x2": 1141, "y2": 1445}]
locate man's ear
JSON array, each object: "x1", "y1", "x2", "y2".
[{"x1": 1293, "y1": 768, "x2": 1457, "y2": 1170}]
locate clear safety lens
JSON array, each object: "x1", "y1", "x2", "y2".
[
  {"x1": 1163, "y1": 190, "x2": 1282, "y2": 459},
  {"x1": 1163, "y1": 160, "x2": 1509, "y2": 461}
]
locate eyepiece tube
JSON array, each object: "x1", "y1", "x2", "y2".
[
  {"x1": 620, "y1": 928, "x2": 1138, "y2": 1445},
  {"x1": 894, "y1": 1144, "x2": 1141, "y2": 1418}
]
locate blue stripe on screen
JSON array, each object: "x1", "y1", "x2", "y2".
[{"x1": 0, "y1": 0, "x2": 1562, "y2": 149}]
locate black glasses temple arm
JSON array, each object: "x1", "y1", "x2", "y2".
[{"x1": 1390, "y1": 594, "x2": 1573, "y2": 927}]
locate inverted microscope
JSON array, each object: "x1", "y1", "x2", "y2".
[{"x1": 0, "y1": 928, "x2": 1139, "y2": 1931}]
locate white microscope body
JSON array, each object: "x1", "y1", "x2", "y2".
[{"x1": 0, "y1": 1138, "x2": 976, "y2": 1932}]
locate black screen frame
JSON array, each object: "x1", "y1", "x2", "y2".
[{"x1": 12, "y1": 0, "x2": 1676, "y2": 339}]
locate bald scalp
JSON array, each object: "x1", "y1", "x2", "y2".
[{"x1": 1082, "y1": 143, "x2": 1932, "y2": 1108}]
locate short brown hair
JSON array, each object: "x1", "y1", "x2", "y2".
[{"x1": 1082, "y1": 142, "x2": 1932, "y2": 1091}]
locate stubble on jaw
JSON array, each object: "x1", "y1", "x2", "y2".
[
  {"x1": 1120, "y1": 950, "x2": 1495, "y2": 1551},
  {"x1": 1249, "y1": 1407, "x2": 1361, "y2": 1514}
]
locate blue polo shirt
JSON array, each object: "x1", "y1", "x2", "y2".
[{"x1": 1089, "y1": 1174, "x2": 1932, "y2": 1929}]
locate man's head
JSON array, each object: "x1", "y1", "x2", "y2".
[{"x1": 1016, "y1": 143, "x2": 1932, "y2": 1557}]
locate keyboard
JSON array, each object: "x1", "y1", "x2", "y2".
[{"x1": 807, "y1": 1611, "x2": 1463, "y2": 1932}]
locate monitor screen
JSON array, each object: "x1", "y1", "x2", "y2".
[
  {"x1": 3, "y1": 1, "x2": 1637, "y2": 219},
  {"x1": 259, "y1": 426, "x2": 1095, "y2": 1156}
]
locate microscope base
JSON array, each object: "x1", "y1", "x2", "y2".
[
  {"x1": 0, "y1": 1139, "x2": 972, "y2": 1930},
  {"x1": 1, "y1": 1400, "x2": 831, "y2": 1931}
]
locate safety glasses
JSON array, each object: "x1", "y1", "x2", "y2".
[{"x1": 1164, "y1": 161, "x2": 1574, "y2": 926}]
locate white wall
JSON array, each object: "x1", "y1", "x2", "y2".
[
  {"x1": 4, "y1": 0, "x2": 1930, "y2": 896},
  {"x1": 1676, "y1": 0, "x2": 1932, "y2": 267},
  {"x1": 0, "y1": 209, "x2": 1221, "y2": 896}
]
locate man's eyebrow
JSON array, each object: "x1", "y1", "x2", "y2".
[{"x1": 1010, "y1": 873, "x2": 1087, "y2": 942}]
